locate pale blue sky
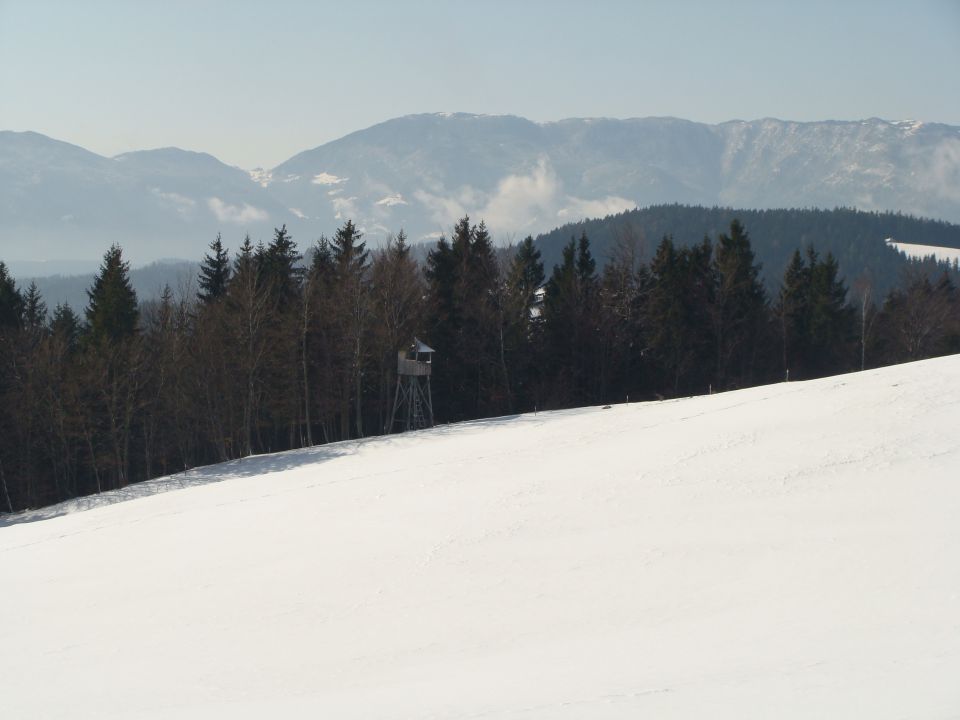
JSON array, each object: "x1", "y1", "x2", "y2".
[{"x1": 2, "y1": 0, "x2": 958, "y2": 169}]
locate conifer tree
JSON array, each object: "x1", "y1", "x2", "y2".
[
  {"x1": 50, "y1": 303, "x2": 81, "y2": 352},
  {"x1": 370, "y1": 230, "x2": 424, "y2": 430},
  {"x1": 424, "y1": 235, "x2": 458, "y2": 419},
  {"x1": 22, "y1": 282, "x2": 48, "y2": 336},
  {"x1": 776, "y1": 249, "x2": 808, "y2": 376},
  {"x1": 85, "y1": 244, "x2": 138, "y2": 345},
  {"x1": 0, "y1": 261, "x2": 23, "y2": 331},
  {"x1": 509, "y1": 236, "x2": 545, "y2": 301},
  {"x1": 261, "y1": 224, "x2": 302, "y2": 310},
  {"x1": 776, "y1": 248, "x2": 855, "y2": 378},
  {"x1": 713, "y1": 220, "x2": 767, "y2": 388},
  {"x1": 329, "y1": 220, "x2": 371, "y2": 438},
  {"x1": 233, "y1": 235, "x2": 257, "y2": 279},
  {"x1": 644, "y1": 236, "x2": 714, "y2": 394},
  {"x1": 197, "y1": 234, "x2": 231, "y2": 304},
  {"x1": 543, "y1": 233, "x2": 600, "y2": 405}
]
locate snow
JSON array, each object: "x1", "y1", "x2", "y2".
[
  {"x1": 886, "y1": 238, "x2": 960, "y2": 264},
  {"x1": 248, "y1": 167, "x2": 272, "y2": 187},
  {"x1": 311, "y1": 172, "x2": 347, "y2": 186},
  {"x1": 2, "y1": 357, "x2": 960, "y2": 719}
]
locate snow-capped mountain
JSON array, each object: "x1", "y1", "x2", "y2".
[{"x1": 2, "y1": 114, "x2": 959, "y2": 264}]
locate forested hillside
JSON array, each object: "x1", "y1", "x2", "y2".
[
  {"x1": 536, "y1": 205, "x2": 960, "y2": 296},
  {"x1": 1, "y1": 215, "x2": 959, "y2": 512}
]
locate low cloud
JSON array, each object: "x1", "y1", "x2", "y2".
[
  {"x1": 152, "y1": 188, "x2": 196, "y2": 217},
  {"x1": 332, "y1": 196, "x2": 359, "y2": 220},
  {"x1": 207, "y1": 197, "x2": 269, "y2": 224},
  {"x1": 928, "y1": 139, "x2": 960, "y2": 203},
  {"x1": 558, "y1": 195, "x2": 635, "y2": 221},
  {"x1": 414, "y1": 157, "x2": 635, "y2": 238}
]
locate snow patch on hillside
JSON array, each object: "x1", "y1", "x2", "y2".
[
  {"x1": 886, "y1": 238, "x2": 960, "y2": 263},
  {"x1": 311, "y1": 171, "x2": 347, "y2": 185}
]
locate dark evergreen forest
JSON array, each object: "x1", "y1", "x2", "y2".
[
  {"x1": 535, "y1": 205, "x2": 960, "y2": 297},
  {"x1": 2, "y1": 215, "x2": 959, "y2": 513}
]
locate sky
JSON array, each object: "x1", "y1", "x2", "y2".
[{"x1": 1, "y1": 0, "x2": 959, "y2": 169}]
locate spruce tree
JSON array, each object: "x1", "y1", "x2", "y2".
[
  {"x1": 197, "y1": 234, "x2": 231, "y2": 304},
  {"x1": 233, "y1": 235, "x2": 257, "y2": 281},
  {"x1": 543, "y1": 233, "x2": 600, "y2": 405},
  {"x1": 261, "y1": 225, "x2": 302, "y2": 310},
  {"x1": 50, "y1": 303, "x2": 81, "y2": 352},
  {"x1": 776, "y1": 247, "x2": 855, "y2": 379},
  {"x1": 509, "y1": 235, "x2": 545, "y2": 302},
  {"x1": 0, "y1": 261, "x2": 23, "y2": 331},
  {"x1": 22, "y1": 282, "x2": 48, "y2": 335},
  {"x1": 85, "y1": 244, "x2": 138, "y2": 344},
  {"x1": 331, "y1": 219, "x2": 368, "y2": 274},
  {"x1": 713, "y1": 220, "x2": 766, "y2": 388},
  {"x1": 330, "y1": 219, "x2": 370, "y2": 439}
]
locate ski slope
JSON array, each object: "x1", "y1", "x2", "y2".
[{"x1": 2, "y1": 357, "x2": 960, "y2": 719}]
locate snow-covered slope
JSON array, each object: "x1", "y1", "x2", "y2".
[
  {"x1": 887, "y1": 238, "x2": 960, "y2": 264},
  {"x1": 2, "y1": 357, "x2": 959, "y2": 719}
]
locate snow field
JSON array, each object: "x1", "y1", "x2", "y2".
[{"x1": 2, "y1": 356, "x2": 959, "y2": 718}]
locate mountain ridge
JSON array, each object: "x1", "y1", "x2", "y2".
[{"x1": 2, "y1": 114, "x2": 960, "y2": 263}]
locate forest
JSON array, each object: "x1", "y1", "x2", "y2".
[
  {"x1": 1, "y1": 215, "x2": 959, "y2": 513},
  {"x1": 535, "y1": 204, "x2": 960, "y2": 297}
]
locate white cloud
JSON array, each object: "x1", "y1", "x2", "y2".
[
  {"x1": 152, "y1": 188, "x2": 196, "y2": 217},
  {"x1": 414, "y1": 157, "x2": 636, "y2": 237},
  {"x1": 207, "y1": 197, "x2": 269, "y2": 224},
  {"x1": 927, "y1": 139, "x2": 960, "y2": 203},
  {"x1": 557, "y1": 195, "x2": 636, "y2": 220},
  {"x1": 375, "y1": 193, "x2": 408, "y2": 207},
  {"x1": 332, "y1": 196, "x2": 359, "y2": 220},
  {"x1": 289, "y1": 207, "x2": 307, "y2": 219},
  {"x1": 312, "y1": 172, "x2": 347, "y2": 186}
]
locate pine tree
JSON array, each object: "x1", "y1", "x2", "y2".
[
  {"x1": 85, "y1": 244, "x2": 139, "y2": 345},
  {"x1": 22, "y1": 282, "x2": 48, "y2": 336},
  {"x1": 776, "y1": 247, "x2": 855, "y2": 379},
  {"x1": 644, "y1": 236, "x2": 714, "y2": 394},
  {"x1": 261, "y1": 224, "x2": 302, "y2": 310},
  {"x1": 233, "y1": 235, "x2": 257, "y2": 280},
  {"x1": 50, "y1": 303, "x2": 80, "y2": 352},
  {"x1": 776, "y1": 249, "x2": 808, "y2": 377},
  {"x1": 370, "y1": 230, "x2": 424, "y2": 430},
  {"x1": 807, "y1": 251, "x2": 855, "y2": 375},
  {"x1": 713, "y1": 220, "x2": 767, "y2": 388},
  {"x1": 542, "y1": 233, "x2": 600, "y2": 405},
  {"x1": 197, "y1": 234, "x2": 231, "y2": 304},
  {"x1": 424, "y1": 235, "x2": 457, "y2": 420},
  {"x1": 0, "y1": 261, "x2": 23, "y2": 331},
  {"x1": 330, "y1": 219, "x2": 371, "y2": 439},
  {"x1": 508, "y1": 236, "x2": 545, "y2": 303}
]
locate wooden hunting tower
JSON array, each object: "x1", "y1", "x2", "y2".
[{"x1": 388, "y1": 338, "x2": 435, "y2": 432}]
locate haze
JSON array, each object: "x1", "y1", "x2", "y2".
[{"x1": 2, "y1": 0, "x2": 959, "y2": 169}]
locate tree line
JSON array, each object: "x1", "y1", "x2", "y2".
[
  {"x1": 535, "y1": 204, "x2": 960, "y2": 298},
  {"x1": 1, "y1": 217, "x2": 958, "y2": 512}
]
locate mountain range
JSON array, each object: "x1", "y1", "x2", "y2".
[{"x1": 2, "y1": 113, "x2": 960, "y2": 265}]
